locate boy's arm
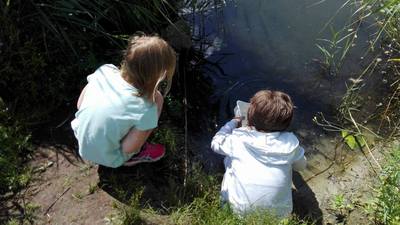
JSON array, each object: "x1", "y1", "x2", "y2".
[
  {"x1": 211, "y1": 119, "x2": 239, "y2": 156},
  {"x1": 292, "y1": 146, "x2": 307, "y2": 171}
]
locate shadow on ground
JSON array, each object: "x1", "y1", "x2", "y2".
[
  {"x1": 97, "y1": 158, "x2": 190, "y2": 213},
  {"x1": 293, "y1": 171, "x2": 323, "y2": 225}
]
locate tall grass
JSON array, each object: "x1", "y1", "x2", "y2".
[
  {"x1": 318, "y1": 0, "x2": 400, "y2": 140},
  {"x1": 0, "y1": 0, "x2": 178, "y2": 122},
  {"x1": 0, "y1": 98, "x2": 33, "y2": 225},
  {"x1": 367, "y1": 145, "x2": 400, "y2": 224},
  {"x1": 321, "y1": 1, "x2": 400, "y2": 223},
  {"x1": 170, "y1": 191, "x2": 305, "y2": 225},
  {"x1": 0, "y1": 0, "x2": 180, "y2": 223},
  {"x1": 0, "y1": 99, "x2": 32, "y2": 196}
]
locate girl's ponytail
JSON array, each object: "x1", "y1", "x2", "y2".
[{"x1": 121, "y1": 34, "x2": 176, "y2": 102}]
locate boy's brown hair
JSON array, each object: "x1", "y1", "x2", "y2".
[
  {"x1": 247, "y1": 90, "x2": 294, "y2": 132},
  {"x1": 121, "y1": 34, "x2": 176, "y2": 102}
]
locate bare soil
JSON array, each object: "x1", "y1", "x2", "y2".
[{"x1": 25, "y1": 148, "x2": 116, "y2": 225}]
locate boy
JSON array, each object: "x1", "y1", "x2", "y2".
[{"x1": 211, "y1": 90, "x2": 306, "y2": 217}]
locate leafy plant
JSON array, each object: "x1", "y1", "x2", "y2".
[
  {"x1": 368, "y1": 145, "x2": 400, "y2": 224},
  {"x1": 341, "y1": 130, "x2": 366, "y2": 150},
  {"x1": 0, "y1": 98, "x2": 32, "y2": 195},
  {"x1": 171, "y1": 189, "x2": 308, "y2": 225},
  {"x1": 329, "y1": 194, "x2": 354, "y2": 224},
  {"x1": 109, "y1": 189, "x2": 144, "y2": 225},
  {"x1": 0, "y1": 0, "x2": 178, "y2": 122}
]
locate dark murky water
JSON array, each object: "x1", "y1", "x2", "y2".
[{"x1": 184, "y1": 0, "x2": 382, "y2": 174}]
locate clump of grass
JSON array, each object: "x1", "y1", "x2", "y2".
[
  {"x1": 328, "y1": 194, "x2": 355, "y2": 224},
  {"x1": 171, "y1": 188, "x2": 308, "y2": 225},
  {"x1": 88, "y1": 183, "x2": 98, "y2": 195},
  {"x1": 367, "y1": 145, "x2": 400, "y2": 224},
  {"x1": 320, "y1": 0, "x2": 400, "y2": 145},
  {"x1": 0, "y1": 98, "x2": 32, "y2": 195},
  {"x1": 5, "y1": 202, "x2": 40, "y2": 225},
  {"x1": 109, "y1": 189, "x2": 144, "y2": 225},
  {"x1": 150, "y1": 126, "x2": 177, "y2": 154}
]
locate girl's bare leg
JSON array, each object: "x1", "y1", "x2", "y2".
[{"x1": 121, "y1": 91, "x2": 164, "y2": 154}]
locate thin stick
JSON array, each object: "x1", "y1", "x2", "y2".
[
  {"x1": 43, "y1": 187, "x2": 71, "y2": 215},
  {"x1": 183, "y1": 52, "x2": 189, "y2": 188},
  {"x1": 348, "y1": 109, "x2": 382, "y2": 170},
  {"x1": 305, "y1": 162, "x2": 335, "y2": 182},
  {"x1": 305, "y1": 137, "x2": 339, "y2": 182},
  {"x1": 378, "y1": 86, "x2": 399, "y2": 133}
]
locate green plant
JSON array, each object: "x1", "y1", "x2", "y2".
[
  {"x1": 0, "y1": 0, "x2": 179, "y2": 123},
  {"x1": 111, "y1": 189, "x2": 144, "y2": 225},
  {"x1": 171, "y1": 189, "x2": 307, "y2": 225},
  {"x1": 5, "y1": 203, "x2": 40, "y2": 225},
  {"x1": 368, "y1": 145, "x2": 400, "y2": 224},
  {"x1": 88, "y1": 183, "x2": 98, "y2": 195},
  {"x1": 316, "y1": 0, "x2": 400, "y2": 143},
  {"x1": 329, "y1": 194, "x2": 355, "y2": 224},
  {"x1": 316, "y1": 0, "x2": 362, "y2": 77},
  {"x1": 341, "y1": 130, "x2": 367, "y2": 150},
  {"x1": 150, "y1": 126, "x2": 177, "y2": 153},
  {"x1": 72, "y1": 191, "x2": 84, "y2": 200},
  {"x1": 335, "y1": 0, "x2": 400, "y2": 139},
  {"x1": 331, "y1": 194, "x2": 354, "y2": 212},
  {"x1": 0, "y1": 99, "x2": 32, "y2": 195}
]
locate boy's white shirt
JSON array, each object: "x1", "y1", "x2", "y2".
[{"x1": 211, "y1": 119, "x2": 306, "y2": 217}]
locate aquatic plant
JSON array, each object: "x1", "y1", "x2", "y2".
[
  {"x1": 317, "y1": 0, "x2": 400, "y2": 147},
  {"x1": 315, "y1": 0, "x2": 366, "y2": 76},
  {"x1": 316, "y1": 26, "x2": 357, "y2": 76},
  {"x1": 320, "y1": 1, "x2": 400, "y2": 222}
]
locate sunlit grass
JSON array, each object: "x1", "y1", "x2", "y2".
[{"x1": 366, "y1": 145, "x2": 400, "y2": 224}]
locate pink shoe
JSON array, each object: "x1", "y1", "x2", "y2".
[{"x1": 124, "y1": 143, "x2": 165, "y2": 166}]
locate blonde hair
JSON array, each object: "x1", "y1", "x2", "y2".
[{"x1": 121, "y1": 34, "x2": 176, "y2": 102}]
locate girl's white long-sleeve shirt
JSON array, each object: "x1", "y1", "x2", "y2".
[{"x1": 211, "y1": 120, "x2": 306, "y2": 217}]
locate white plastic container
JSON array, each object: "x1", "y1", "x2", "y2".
[{"x1": 233, "y1": 100, "x2": 250, "y2": 127}]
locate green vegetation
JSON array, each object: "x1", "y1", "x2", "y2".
[
  {"x1": 5, "y1": 203, "x2": 40, "y2": 225},
  {"x1": 106, "y1": 168, "x2": 309, "y2": 225},
  {"x1": 315, "y1": 0, "x2": 400, "y2": 224},
  {"x1": 170, "y1": 191, "x2": 306, "y2": 225},
  {"x1": 367, "y1": 145, "x2": 400, "y2": 225},
  {"x1": 1, "y1": 0, "x2": 400, "y2": 224},
  {"x1": 0, "y1": 0, "x2": 180, "y2": 224},
  {"x1": 98, "y1": 122, "x2": 312, "y2": 225},
  {"x1": 0, "y1": 99, "x2": 32, "y2": 195},
  {"x1": 339, "y1": 0, "x2": 400, "y2": 134},
  {"x1": 0, "y1": 0, "x2": 178, "y2": 122}
]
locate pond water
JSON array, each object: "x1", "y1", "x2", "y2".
[{"x1": 184, "y1": 0, "x2": 383, "y2": 176}]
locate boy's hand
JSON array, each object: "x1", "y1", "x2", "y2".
[{"x1": 233, "y1": 116, "x2": 243, "y2": 127}]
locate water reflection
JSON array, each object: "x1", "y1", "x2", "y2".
[{"x1": 188, "y1": 0, "x2": 375, "y2": 130}]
